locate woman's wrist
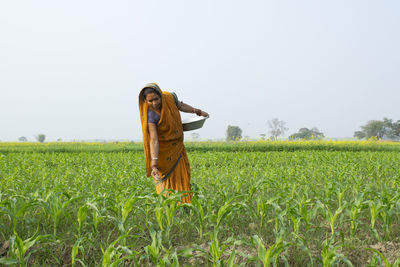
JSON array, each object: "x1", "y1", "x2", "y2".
[
  {"x1": 151, "y1": 157, "x2": 158, "y2": 168},
  {"x1": 192, "y1": 108, "x2": 202, "y2": 116}
]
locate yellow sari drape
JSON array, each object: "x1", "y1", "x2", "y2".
[{"x1": 139, "y1": 83, "x2": 192, "y2": 203}]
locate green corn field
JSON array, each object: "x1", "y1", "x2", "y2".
[{"x1": 0, "y1": 141, "x2": 400, "y2": 266}]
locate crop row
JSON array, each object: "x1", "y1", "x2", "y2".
[{"x1": 0, "y1": 140, "x2": 400, "y2": 153}]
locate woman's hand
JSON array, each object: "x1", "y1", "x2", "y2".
[
  {"x1": 193, "y1": 108, "x2": 209, "y2": 117},
  {"x1": 151, "y1": 165, "x2": 159, "y2": 178},
  {"x1": 200, "y1": 110, "x2": 209, "y2": 117}
]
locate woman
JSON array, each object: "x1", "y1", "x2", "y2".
[{"x1": 138, "y1": 83, "x2": 209, "y2": 203}]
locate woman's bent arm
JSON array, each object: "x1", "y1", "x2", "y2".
[
  {"x1": 179, "y1": 102, "x2": 209, "y2": 117},
  {"x1": 148, "y1": 123, "x2": 159, "y2": 176}
]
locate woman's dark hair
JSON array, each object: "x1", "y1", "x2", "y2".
[{"x1": 142, "y1": 87, "x2": 161, "y2": 101}]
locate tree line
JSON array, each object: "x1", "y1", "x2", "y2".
[
  {"x1": 15, "y1": 118, "x2": 399, "y2": 142},
  {"x1": 226, "y1": 117, "x2": 399, "y2": 141},
  {"x1": 18, "y1": 134, "x2": 46, "y2": 143}
]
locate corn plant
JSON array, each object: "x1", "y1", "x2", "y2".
[
  {"x1": 365, "y1": 248, "x2": 400, "y2": 267},
  {"x1": 321, "y1": 238, "x2": 353, "y2": 267},
  {"x1": 142, "y1": 223, "x2": 181, "y2": 267},
  {"x1": 2, "y1": 230, "x2": 51, "y2": 266},
  {"x1": 39, "y1": 191, "x2": 82, "y2": 237},
  {"x1": 325, "y1": 203, "x2": 346, "y2": 236},
  {"x1": 252, "y1": 235, "x2": 288, "y2": 266},
  {"x1": 153, "y1": 191, "x2": 183, "y2": 247},
  {"x1": 191, "y1": 228, "x2": 236, "y2": 267},
  {"x1": 256, "y1": 196, "x2": 278, "y2": 234},
  {"x1": 0, "y1": 195, "x2": 38, "y2": 232},
  {"x1": 71, "y1": 237, "x2": 85, "y2": 266},
  {"x1": 101, "y1": 233, "x2": 138, "y2": 267},
  {"x1": 349, "y1": 193, "x2": 366, "y2": 237},
  {"x1": 294, "y1": 195, "x2": 313, "y2": 230},
  {"x1": 189, "y1": 195, "x2": 206, "y2": 239},
  {"x1": 85, "y1": 201, "x2": 104, "y2": 234},
  {"x1": 368, "y1": 199, "x2": 383, "y2": 241}
]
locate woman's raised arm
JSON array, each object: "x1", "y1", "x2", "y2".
[{"x1": 178, "y1": 102, "x2": 209, "y2": 117}]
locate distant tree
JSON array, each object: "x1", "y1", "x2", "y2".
[
  {"x1": 267, "y1": 118, "x2": 288, "y2": 140},
  {"x1": 353, "y1": 131, "x2": 366, "y2": 140},
  {"x1": 226, "y1": 125, "x2": 242, "y2": 141},
  {"x1": 383, "y1": 118, "x2": 400, "y2": 140},
  {"x1": 18, "y1": 136, "x2": 28, "y2": 142},
  {"x1": 35, "y1": 134, "x2": 46, "y2": 143},
  {"x1": 364, "y1": 120, "x2": 385, "y2": 139},
  {"x1": 354, "y1": 118, "x2": 400, "y2": 140},
  {"x1": 391, "y1": 121, "x2": 400, "y2": 140},
  {"x1": 191, "y1": 132, "x2": 200, "y2": 141},
  {"x1": 354, "y1": 120, "x2": 385, "y2": 140},
  {"x1": 289, "y1": 127, "x2": 324, "y2": 140},
  {"x1": 259, "y1": 134, "x2": 266, "y2": 140}
]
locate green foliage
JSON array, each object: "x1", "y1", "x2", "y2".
[
  {"x1": 35, "y1": 134, "x2": 46, "y2": 143},
  {"x1": 354, "y1": 130, "x2": 366, "y2": 139},
  {"x1": 359, "y1": 120, "x2": 385, "y2": 139},
  {"x1": 5, "y1": 230, "x2": 51, "y2": 266},
  {"x1": 0, "y1": 142, "x2": 400, "y2": 265},
  {"x1": 226, "y1": 125, "x2": 242, "y2": 141},
  {"x1": 354, "y1": 117, "x2": 400, "y2": 140},
  {"x1": 289, "y1": 127, "x2": 324, "y2": 140},
  {"x1": 252, "y1": 235, "x2": 288, "y2": 266},
  {"x1": 383, "y1": 117, "x2": 400, "y2": 140},
  {"x1": 321, "y1": 238, "x2": 353, "y2": 267}
]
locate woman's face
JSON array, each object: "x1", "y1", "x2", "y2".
[{"x1": 145, "y1": 92, "x2": 162, "y2": 111}]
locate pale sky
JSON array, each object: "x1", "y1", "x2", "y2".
[{"x1": 1, "y1": 0, "x2": 399, "y2": 141}]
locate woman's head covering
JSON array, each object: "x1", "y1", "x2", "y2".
[
  {"x1": 139, "y1": 82, "x2": 162, "y2": 102},
  {"x1": 143, "y1": 82, "x2": 161, "y2": 92}
]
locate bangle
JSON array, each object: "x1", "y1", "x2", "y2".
[{"x1": 152, "y1": 157, "x2": 158, "y2": 160}]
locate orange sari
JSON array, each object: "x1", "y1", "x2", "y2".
[{"x1": 139, "y1": 83, "x2": 192, "y2": 203}]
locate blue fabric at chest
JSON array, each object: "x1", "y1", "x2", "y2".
[{"x1": 148, "y1": 109, "x2": 160, "y2": 124}]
